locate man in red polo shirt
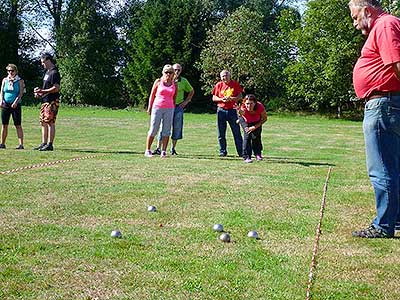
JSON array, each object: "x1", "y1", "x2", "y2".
[
  {"x1": 350, "y1": 0, "x2": 400, "y2": 238},
  {"x1": 212, "y1": 70, "x2": 243, "y2": 157}
]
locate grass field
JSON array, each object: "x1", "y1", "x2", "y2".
[{"x1": 1, "y1": 106, "x2": 399, "y2": 300}]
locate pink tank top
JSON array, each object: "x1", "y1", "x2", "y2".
[{"x1": 153, "y1": 79, "x2": 176, "y2": 109}]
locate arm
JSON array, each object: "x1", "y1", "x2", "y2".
[
  {"x1": 0, "y1": 79, "x2": 5, "y2": 107},
  {"x1": 147, "y1": 79, "x2": 159, "y2": 115},
  {"x1": 11, "y1": 79, "x2": 25, "y2": 108},
  {"x1": 179, "y1": 88, "x2": 194, "y2": 109},
  {"x1": 393, "y1": 62, "x2": 400, "y2": 80},
  {"x1": 247, "y1": 110, "x2": 267, "y2": 133},
  {"x1": 173, "y1": 82, "x2": 178, "y2": 106},
  {"x1": 36, "y1": 83, "x2": 60, "y2": 98}
]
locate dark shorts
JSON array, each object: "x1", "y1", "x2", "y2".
[
  {"x1": 40, "y1": 99, "x2": 60, "y2": 124},
  {"x1": 1, "y1": 103, "x2": 22, "y2": 126}
]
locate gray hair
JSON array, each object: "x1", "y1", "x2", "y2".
[{"x1": 348, "y1": 0, "x2": 382, "y2": 9}]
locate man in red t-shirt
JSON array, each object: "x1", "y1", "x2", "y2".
[
  {"x1": 350, "y1": 0, "x2": 400, "y2": 238},
  {"x1": 211, "y1": 70, "x2": 243, "y2": 157}
]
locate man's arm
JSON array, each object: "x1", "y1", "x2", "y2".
[{"x1": 393, "y1": 62, "x2": 400, "y2": 80}]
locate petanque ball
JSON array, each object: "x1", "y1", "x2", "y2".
[
  {"x1": 213, "y1": 224, "x2": 224, "y2": 232},
  {"x1": 111, "y1": 230, "x2": 122, "y2": 238},
  {"x1": 219, "y1": 232, "x2": 231, "y2": 243},
  {"x1": 147, "y1": 205, "x2": 157, "y2": 212},
  {"x1": 247, "y1": 230, "x2": 259, "y2": 239}
]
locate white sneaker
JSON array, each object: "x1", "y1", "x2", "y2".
[
  {"x1": 161, "y1": 150, "x2": 167, "y2": 158},
  {"x1": 144, "y1": 150, "x2": 153, "y2": 157}
]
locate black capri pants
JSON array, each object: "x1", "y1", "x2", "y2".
[{"x1": 1, "y1": 103, "x2": 22, "y2": 126}]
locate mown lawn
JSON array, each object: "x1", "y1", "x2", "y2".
[{"x1": 0, "y1": 106, "x2": 399, "y2": 300}]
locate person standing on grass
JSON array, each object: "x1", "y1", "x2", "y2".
[
  {"x1": 153, "y1": 63, "x2": 194, "y2": 156},
  {"x1": 349, "y1": 0, "x2": 400, "y2": 238},
  {"x1": 145, "y1": 64, "x2": 177, "y2": 158},
  {"x1": 0, "y1": 64, "x2": 25, "y2": 150},
  {"x1": 212, "y1": 70, "x2": 243, "y2": 157},
  {"x1": 33, "y1": 52, "x2": 61, "y2": 151},
  {"x1": 237, "y1": 94, "x2": 267, "y2": 163}
]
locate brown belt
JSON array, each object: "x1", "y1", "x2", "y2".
[{"x1": 366, "y1": 91, "x2": 400, "y2": 101}]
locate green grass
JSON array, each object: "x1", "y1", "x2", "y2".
[{"x1": 0, "y1": 106, "x2": 399, "y2": 299}]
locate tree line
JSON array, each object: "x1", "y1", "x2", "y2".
[{"x1": 1, "y1": 0, "x2": 399, "y2": 116}]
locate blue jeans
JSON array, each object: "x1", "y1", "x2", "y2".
[
  {"x1": 217, "y1": 107, "x2": 243, "y2": 156},
  {"x1": 363, "y1": 96, "x2": 400, "y2": 236}
]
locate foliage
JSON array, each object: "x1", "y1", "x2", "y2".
[
  {"x1": 57, "y1": 0, "x2": 124, "y2": 107},
  {"x1": 283, "y1": 0, "x2": 363, "y2": 114},
  {"x1": 123, "y1": 0, "x2": 212, "y2": 108},
  {"x1": 198, "y1": 6, "x2": 273, "y2": 101}
]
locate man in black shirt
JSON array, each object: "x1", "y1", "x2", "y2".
[{"x1": 33, "y1": 52, "x2": 61, "y2": 151}]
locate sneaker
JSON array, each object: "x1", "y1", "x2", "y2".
[
  {"x1": 256, "y1": 154, "x2": 263, "y2": 161},
  {"x1": 352, "y1": 224, "x2": 392, "y2": 238},
  {"x1": 152, "y1": 148, "x2": 161, "y2": 155},
  {"x1": 39, "y1": 144, "x2": 53, "y2": 151},
  {"x1": 219, "y1": 151, "x2": 227, "y2": 157},
  {"x1": 244, "y1": 158, "x2": 253, "y2": 163},
  {"x1": 33, "y1": 143, "x2": 46, "y2": 150},
  {"x1": 161, "y1": 151, "x2": 167, "y2": 158},
  {"x1": 0, "y1": 144, "x2": 5, "y2": 149},
  {"x1": 170, "y1": 149, "x2": 178, "y2": 155},
  {"x1": 16, "y1": 145, "x2": 24, "y2": 150},
  {"x1": 144, "y1": 150, "x2": 153, "y2": 157}
]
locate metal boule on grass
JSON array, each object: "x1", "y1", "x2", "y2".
[
  {"x1": 147, "y1": 205, "x2": 157, "y2": 212},
  {"x1": 213, "y1": 223, "x2": 224, "y2": 232},
  {"x1": 247, "y1": 230, "x2": 259, "y2": 239},
  {"x1": 219, "y1": 232, "x2": 231, "y2": 243},
  {"x1": 111, "y1": 230, "x2": 122, "y2": 238}
]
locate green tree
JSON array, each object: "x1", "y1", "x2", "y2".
[
  {"x1": 283, "y1": 0, "x2": 362, "y2": 115},
  {"x1": 198, "y1": 6, "x2": 272, "y2": 101},
  {"x1": 57, "y1": 0, "x2": 123, "y2": 107},
  {"x1": 123, "y1": 0, "x2": 212, "y2": 107}
]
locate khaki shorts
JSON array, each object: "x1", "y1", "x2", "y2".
[{"x1": 40, "y1": 100, "x2": 60, "y2": 124}]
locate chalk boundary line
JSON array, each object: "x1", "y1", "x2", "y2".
[
  {"x1": 306, "y1": 166, "x2": 333, "y2": 300},
  {"x1": 0, "y1": 155, "x2": 102, "y2": 174}
]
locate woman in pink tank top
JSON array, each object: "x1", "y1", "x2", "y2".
[{"x1": 145, "y1": 65, "x2": 177, "y2": 158}]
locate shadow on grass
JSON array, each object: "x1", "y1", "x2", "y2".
[{"x1": 61, "y1": 148, "x2": 335, "y2": 167}]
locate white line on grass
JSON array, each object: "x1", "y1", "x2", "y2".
[
  {"x1": 0, "y1": 155, "x2": 101, "y2": 174},
  {"x1": 306, "y1": 166, "x2": 333, "y2": 300}
]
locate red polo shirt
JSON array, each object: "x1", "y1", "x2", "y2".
[
  {"x1": 353, "y1": 13, "x2": 400, "y2": 99},
  {"x1": 212, "y1": 80, "x2": 243, "y2": 110}
]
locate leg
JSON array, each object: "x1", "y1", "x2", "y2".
[
  {"x1": 48, "y1": 123, "x2": 56, "y2": 144},
  {"x1": 1, "y1": 106, "x2": 11, "y2": 146},
  {"x1": 42, "y1": 123, "x2": 49, "y2": 144},
  {"x1": 242, "y1": 125, "x2": 251, "y2": 159},
  {"x1": 252, "y1": 126, "x2": 263, "y2": 156},
  {"x1": 227, "y1": 109, "x2": 243, "y2": 156},
  {"x1": 146, "y1": 135, "x2": 155, "y2": 151},
  {"x1": 15, "y1": 125, "x2": 23, "y2": 146},
  {"x1": 12, "y1": 104, "x2": 23, "y2": 146},
  {"x1": 363, "y1": 97, "x2": 400, "y2": 237},
  {"x1": 217, "y1": 108, "x2": 227, "y2": 155},
  {"x1": 171, "y1": 106, "x2": 184, "y2": 152},
  {"x1": 1, "y1": 124, "x2": 8, "y2": 145},
  {"x1": 160, "y1": 108, "x2": 174, "y2": 153},
  {"x1": 147, "y1": 108, "x2": 163, "y2": 151}
]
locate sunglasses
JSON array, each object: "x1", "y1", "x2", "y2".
[
  {"x1": 7, "y1": 69, "x2": 15, "y2": 72},
  {"x1": 174, "y1": 69, "x2": 181, "y2": 72},
  {"x1": 165, "y1": 71, "x2": 173, "y2": 74}
]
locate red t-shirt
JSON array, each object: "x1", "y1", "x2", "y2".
[
  {"x1": 241, "y1": 102, "x2": 266, "y2": 123},
  {"x1": 212, "y1": 80, "x2": 243, "y2": 110},
  {"x1": 353, "y1": 13, "x2": 400, "y2": 99}
]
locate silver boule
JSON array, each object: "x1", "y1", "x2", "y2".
[
  {"x1": 247, "y1": 230, "x2": 259, "y2": 239},
  {"x1": 111, "y1": 230, "x2": 122, "y2": 238},
  {"x1": 147, "y1": 205, "x2": 157, "y2": 212},
  {"x1": 219, "y1": 232, "x2": 231, "y2": 243},
  {"x1": 213, "y1": 224, "x2": 224, "y2": 232}
]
